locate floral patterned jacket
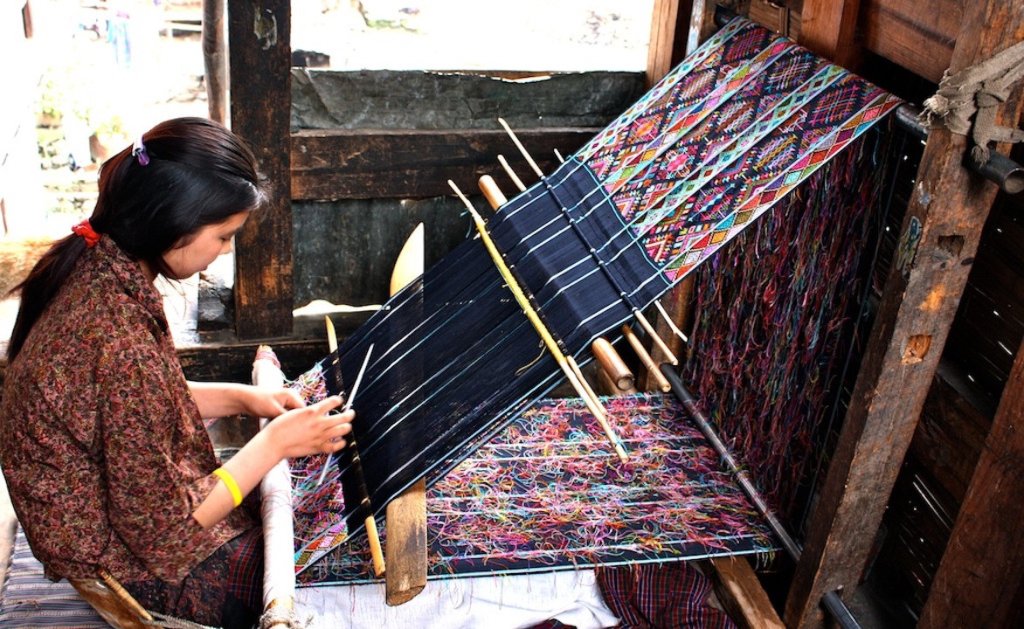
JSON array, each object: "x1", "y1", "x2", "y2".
[{"x1": 0, "y1": 237, "x2": 255, "y2": 584}]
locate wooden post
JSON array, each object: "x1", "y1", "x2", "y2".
[
  {"x1": 784, "y1": 3, "x2": 1024, "y2": 627},
  {"x1": 385, "y1": 225, "x2": 427, "y2": 605},
  {"x1": 202, "y1": 0, "x2": 228, "y2": 125},
  {"x1": 228, "y1": 0, "x2": 294, "y2": 340},
  {"x1": 797, "y1": 0, "x2": 862, "y2": 70},
  {"x1": 918, "y1": 335, "x2": 1024, "y2": 627}
]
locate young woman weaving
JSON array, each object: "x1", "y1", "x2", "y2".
[{"x1": 0, "y1": 117, "x2": 353, "y2": 627}]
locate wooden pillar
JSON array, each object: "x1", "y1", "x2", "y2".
[
  {"x1": 918, "y1": 335, "x2": 1024, "y2": 627},
  {"x1": 228, "y1": 0, "x2": 294, "y2": 340},
  {"x1": 202, "y1": 0, "x2": 228, "y2": 125},
  {"x1": 797, "y1": 0, "x2": 862, "y2": 70},
  {"x1": 784, "y1": 3, "x2": 1024, "y2": 627}
]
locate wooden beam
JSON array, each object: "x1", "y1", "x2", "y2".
[
  {"x1": 861, "y1": 0, "x2": 960, "y2": 84},
  {"x1": 290, "y1": 129, "x2": 595, "y2": 201},
  {"x1": 784, "y1": 3, "x2": 1024, "y2": 627},
  {"x1": 797, "y1": 0, "x2": 862, "y2": 70},
  {"x1": 707, "y1": 557, "x2": 786, "y2": 629},
  {"x1": 228, "y1": 0, "x2": 294, "y2": 339},
  {"x1": 918, "y1": 335, "x2": 1024, "y2": 626}
]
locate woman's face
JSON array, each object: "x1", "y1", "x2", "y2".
[{"x1": 162, "y1": 211, "x2": 249, "y2": 280}]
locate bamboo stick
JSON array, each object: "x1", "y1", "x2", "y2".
[{"x1": 623, "y1": 324, "x2": 671, "y2": 392}]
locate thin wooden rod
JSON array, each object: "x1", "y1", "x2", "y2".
[
  {"x1": 325, "y1": 318, "x2": 385, "y2": 576},
  {"x1": 635, "y1": 309, "x2": 679, "y2": 365},
  {"x1": 655, "y1": 299, "x2": 688, "y2": 343},
  {"x1": 660, "y1": 366, "x2": 800, "y2": 559},
  {"x1": 622, "y1": 325, "x2": 671, "y2": 393},
  {"x1": 497, "y1": 154, "x2": 527, "y2": 192},
  {"x1": 498, "y1": 117, "x2": 544, "y2": 177},
  {"x1": 661, "y1": 366, "x2": 861, "y2": 629}
]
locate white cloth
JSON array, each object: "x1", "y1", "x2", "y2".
[{"x1": 295, "y1": 570, "x2": 618, "y2": 629}]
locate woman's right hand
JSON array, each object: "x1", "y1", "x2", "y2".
[{"x1": 265, "y1": 395, "x2": 353, "y2": 459}]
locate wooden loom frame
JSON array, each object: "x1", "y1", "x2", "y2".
[{"x1": 198, "y1": 1, "x2": 1024, "y2": 628}]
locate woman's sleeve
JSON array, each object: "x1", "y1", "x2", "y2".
[{"x1": 98, "y1": 327, "x2": 224, "y2": 583}]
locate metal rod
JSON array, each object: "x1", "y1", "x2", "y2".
[
  {"x1": 662, "y1": 365, "x2": 864, "y2": 628},
  {"x1": 823, "y1": 591, "x2": 863, "y2": 629},
  {"x1": 660, "y1": 364, "x2": 802, "y2": 561}
]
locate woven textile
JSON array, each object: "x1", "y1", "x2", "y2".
[
  {"x1": 293, "y1": 387, "x2": 775, "y2": 583},
  {"x1": 295, "y1": 16, "x2": 900, "y2": 571}
]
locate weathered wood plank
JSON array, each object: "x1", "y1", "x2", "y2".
[
  {"x1": 292, "y1": 69, "x2": 645, "y2": 131},
  {"x1": 797, "y1": 0, "x2": 862, "y2": 69},
  {"x1": 292, "y1": 197, "x2": 470, "y2": 307},
  {"x1": 178, "y1": 337, "x2": 328, "y2": 384},
  {"x1": 919, "y1": 335, "x2": 1024, "y2": 627},
  {"x1": 229, "y1": 0, "x2": 294, "y2": 339},
  {"x1": 784, "y1": 3, "x2": 1024, "y2": 626},
  {"x1": 862, "y1": 0, "x2": 961, "y2": 84},
  {"x1": 912, "y1": 362, "x2": 990, "y2": 503},
  {"x1": 707, "y1": 557, "x2": 786, "y2": 629},
  {"x1": 290, "y1": 129, "x2": 597, "y2": 200}
]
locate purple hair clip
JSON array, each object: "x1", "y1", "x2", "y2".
[{"x1": 132, "y1": 135, "x2": 150, "y2": 166}]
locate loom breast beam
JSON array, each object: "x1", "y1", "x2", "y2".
[
  {"x1": 478, "y1": 175, "x2": 508, "y2": 210},
  {"x1": 384, "y1": 223, "x2": 429, "y2": 606},
  {"x1": 591, "y1": 337, "x2": 636, "y2": 393},
  {"x1": 325, "y1": 317, "x2": 386, "y2": 577},
  {"x1": 252, "y1": 346, "x2": 296, "y2": 627},
  {"x1": 450, "y1": 179, "x2": 628, "y2": 463},
  {"x1": 497, "y1": 117, "x2": 679, "y2": 367}
]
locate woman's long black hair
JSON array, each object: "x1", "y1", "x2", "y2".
[{"x1": 7, "y1": 117, "x2": 267, "y2": 361}]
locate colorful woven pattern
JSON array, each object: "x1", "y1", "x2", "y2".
[
  {"x1": 292, "y1": 389, "x2": 776, "y2": 584},
  {"x1": 291, "y1": 16, "x2": 900, "y2": 572}
]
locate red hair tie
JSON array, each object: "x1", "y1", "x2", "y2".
[{"x1": 72, "y1": 220, "x2": 100, "y2": 248}]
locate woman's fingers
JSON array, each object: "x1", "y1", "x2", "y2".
[
  {"x1": 278, "y1": 388, "x2": 306, "y2": 410},
  {"x1": 314, "y1": 401, "x2": 352, "y2": 453}
]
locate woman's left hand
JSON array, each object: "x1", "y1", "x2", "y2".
[{"x1": 242, "y1": 386, "x2": 305, "y2": 419}]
